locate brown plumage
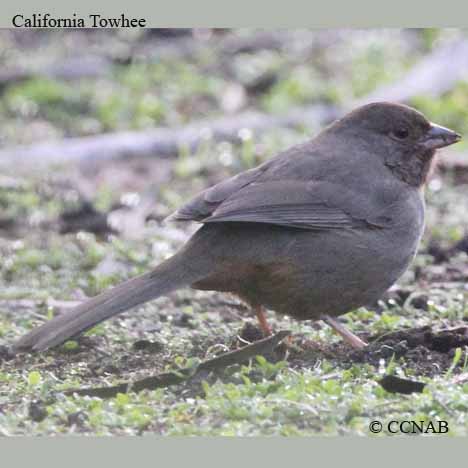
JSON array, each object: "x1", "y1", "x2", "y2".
[{"x1": 13, "y1": 102, "x2": 461, "y2": 353}]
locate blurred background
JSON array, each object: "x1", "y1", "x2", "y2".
[{"x1": 1, "y1": 29, "x2": 468, "y2": 435}]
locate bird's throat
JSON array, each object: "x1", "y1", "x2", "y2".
[{"x1": 387, "y1": 149, "x2": 436, "y2": 187}]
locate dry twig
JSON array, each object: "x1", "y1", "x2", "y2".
[{"x1": 63, "y1": 330, "x2": 290, "y2": 398}]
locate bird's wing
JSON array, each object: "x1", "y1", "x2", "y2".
[
  {"x1": 194, "y1": 179, "x2": 386, "y2": 231},
  {"x1": 167, "y1": 163, "x2": 270, "y2": 222},
  {"x1": 202, "y1": 180, "x2": 364, "y2": 230}
]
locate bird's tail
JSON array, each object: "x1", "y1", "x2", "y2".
[{"x1": 13, "y1": 241, "x2": 214, "y2": 353}]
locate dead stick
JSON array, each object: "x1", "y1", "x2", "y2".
[
  {"x1": 64, "y1": 330, "x2": 290, "y2": 398},
  {"x1": 0, "y1": 106, "x2": 337, "y2": 168},
  {"x1": 3, "y1": 39, "x2": 468, "y2": 169}
]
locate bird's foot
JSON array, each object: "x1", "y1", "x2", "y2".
[
  {"x1": 321, "y1": 314, "x2": 367, "y2": 350},
  {"x1": 254, "y1": 305, "x2": 273, "y2": 337}
]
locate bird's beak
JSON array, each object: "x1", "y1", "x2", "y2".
[{"x1": 421, "y1": 123, "x2": 462, "y2": 150}]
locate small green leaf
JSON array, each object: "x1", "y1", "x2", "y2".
[
  {"x1": 115, "y1": 392, "x2": 130, "y2": 407},
  {"x1": 63, "y1": 340, "x2": 79, "y2": 351},
  {"x1": 256, "y1": 355, "x2": 267, "y2": 367},
  {"x1": 28, "y1": 371, "x2": 42, "y2": 386}
]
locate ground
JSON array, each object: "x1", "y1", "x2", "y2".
[{"x1": 0, "y1": 29, "x2": 467, "y2": 436}]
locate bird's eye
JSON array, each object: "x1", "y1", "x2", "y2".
[{"x1": 392, "y1": 128, "x2": 410, "y2": 140}]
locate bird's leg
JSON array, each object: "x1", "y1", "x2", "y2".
[
  {"x1": 255, "y1": 305, "x2": 272, "y2": 336},
  {"x1": 321, "y1": 314, "x2": 367, "y2": 349}
]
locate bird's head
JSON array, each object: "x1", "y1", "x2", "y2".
[{"x1": 332, "y1": 101, "x2": 461, "y2": 186}]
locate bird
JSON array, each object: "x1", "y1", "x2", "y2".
[{"x1": 13, "y1": 102, "x2": 461, "y2": 353}]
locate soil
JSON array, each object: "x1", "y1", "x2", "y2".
[
  {"x1": 7, "y1": 320, "x2": 467, "y2": 398},
  {"x1": 288, "y1": 323, "x2": 468, "y2": 376}
]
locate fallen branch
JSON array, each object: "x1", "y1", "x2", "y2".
[
  {"x1": 63, "y1": 330, "x2": 290, "y2": 398},
  {"x1": 1, "y1": 39, "x2": 467, "y2": 168},
  {"x1": 0, "y1": 106, "x2": 338, "y2": 168},
  {"x1": 359, "y1": 39, "x2": 468, "y2": 104}
]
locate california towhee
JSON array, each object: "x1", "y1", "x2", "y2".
[{"x1": 14, "y1": 102, "x2": 461, "y2": 352}]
